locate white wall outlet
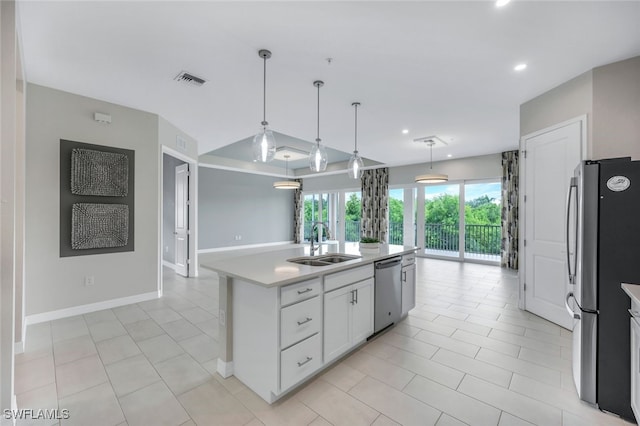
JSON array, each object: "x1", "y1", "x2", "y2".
[
  {"x1": 237, "y1": 235, "x2": 242, "y2": 241},
  {"x1": 219, "y1": 309, "x2": 226, "y2": 325},
  {"x1": 84, "y1": 276, "x2": 95, "y2": 286},
  {"x1": 165, "y1": 245, "x2": 169, "y2": 253}
]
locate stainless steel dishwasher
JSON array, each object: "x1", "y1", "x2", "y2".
[{"x1": 374, "y1": 256, "x2": 402, "y2": 334}]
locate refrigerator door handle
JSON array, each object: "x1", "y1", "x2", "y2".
[
  {"x1": 566, "y1": 178, "x2": 577, "y2": 284},
  {"x1": 565, "y1": 292, "x2": 580, "y2": 320}
]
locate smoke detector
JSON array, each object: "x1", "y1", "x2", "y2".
[{"x1": 174, "y1": 71, "x2": 206, "y2": 87}]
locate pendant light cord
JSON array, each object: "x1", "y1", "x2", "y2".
[
  {"x1": 316, "y1": 83, "x2": 321, "y2": 144},
  {"x1": 430, "y1": 143, "x2": 433, "y2": 171},
  {"x1": 354, "y1": 103, "x2": 358, "y2": 152},
  {"x1": 262, "y1": 55, "x2": 267, "y2": 125}
]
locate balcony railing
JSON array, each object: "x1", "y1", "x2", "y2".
[
  {"x1": 425, "y1": 223, "x2": 501, "y2": 255},
  {"x1": 306, "y1": 220, "x2": 500, "y2": 256}
]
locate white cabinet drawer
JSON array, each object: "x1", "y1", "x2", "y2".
[
  {"x1": 402, "y1": 253, "x2": 416, "y2": 267},
  {"x1": 281, "y1": 278, "x2": 321, "y2": 307},
  {"x1": 280, "y1": 333, "x2": 321, "y2": 391},
  {"x1": 280, "y1": 296, "x2": 321, "y2": 349},
  {"x1": 324, "y1": 264, "x2": 374, "y2": 293}
]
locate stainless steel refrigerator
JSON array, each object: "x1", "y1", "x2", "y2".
[{"x1": 566, "y1": 157, "x2": 640, "y2": 421}]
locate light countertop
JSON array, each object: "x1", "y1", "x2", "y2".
[
  {"x1": 622, "y1": 283, "x2": 640, "y2": 305},
  {"x1": 200, "y1": 242, "x2": 418, "y2": 288}
]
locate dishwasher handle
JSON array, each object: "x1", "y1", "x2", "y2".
[{"x1": 375, "y1": 257, "x2": 402, "y2": 269}]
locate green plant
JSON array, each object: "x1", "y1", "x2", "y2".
[{"x1": 360, "y1": 237, "x2": 379, "y2": 243}]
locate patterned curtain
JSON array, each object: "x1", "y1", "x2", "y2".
[
  {"x1": 293, "y1": 179, "x2": 304, "y2": 243},
  {"x1": 361, "y1": 168, "x2": 389, "y2": 243},
  {"x1": 501, "y1": 151, "x2": 519, "y2": 269}
]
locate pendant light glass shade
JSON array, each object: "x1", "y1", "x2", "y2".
[
  {"x1": 309, "y1": 80, "x2": 328, "y2": 172},
  {"x1": 252, "y1": 49, "x2": 276, "y2": 163},
  {"x1": 253, "y1": 127, "x2": 276, "y2": 163},
  {"x1": 347, "y1": 102, "x2": 364, "y2": 179},
  {"x1": 310, "y1": 142, "x2": 328, "y2": 172},
  {"x1": 414, "y1": 140, "x2": 448, "y2": 184},
  {"x1": 273, "y1": 155, "x2": 300, "y2": 189}
]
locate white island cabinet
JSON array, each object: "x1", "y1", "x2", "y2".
[
  {"x1": 324, "y1": 265, "x2": 374, "y2": 363},
  {"x1": 621, "y1": 283, "x2": 640, "y2": 420},
  {"x1": 201, "y1": 242, "x2": 418, "y2": 404}
]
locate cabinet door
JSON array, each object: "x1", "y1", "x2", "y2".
[
  {"x1": 324, "y1": 285, "x2": 353, "y2": 363},
  {"x1": 401, "y1": 264, "x2": 416, "y2": 317},
  {"x1": 352, "y1": 279, "x2": 374, "y2": 344}
]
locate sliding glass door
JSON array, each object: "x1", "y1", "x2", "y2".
[{"x1": 415, "y1": 179, "x2": 501, "y2": 263}]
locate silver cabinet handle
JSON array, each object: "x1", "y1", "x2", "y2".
[
  {"x1": 355, "y1": 288, "x2": 358, "y2": 304},
  {"x1": 297, "y1": 288, "x2": 313, "y2": 295},
  {"x1": 297, "y1": 317, "x2": 312, "y2": 326},
  {"x1": 297, "y1": 356, "x2": 312, "y2": 367},
  {"x1": 402, "y1": 271, "x2": 407, "y2": 282},
  {"x1": 350, "y1": 289, "x2": 355, "y2": 305}
]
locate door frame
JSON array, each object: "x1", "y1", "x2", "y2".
[
  {"x1": 518, "y1": 114, "x2": 587, "y2": 310},
  {"x1": 160, "y1": 146, "x2": 198, "y2": 295}
]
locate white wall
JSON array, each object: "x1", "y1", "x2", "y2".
[{"x1": 25, "y1": 84, "x2": 160, "y2": 318}]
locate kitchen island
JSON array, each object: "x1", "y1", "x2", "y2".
[{"x1": 201, "y1": 242, "x2": 417, "y2": 403}]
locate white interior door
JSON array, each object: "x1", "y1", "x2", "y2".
[
  {"x1": 523, "y1": 120, "x2": 582, "y2": 329},
  {"x1": 174, "y1": 163, "x2": 189, "y2": 277}
]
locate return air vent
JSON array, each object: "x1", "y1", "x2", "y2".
[
  {"x1": 174, "y1": 71, "x2": 206, "y2": 87},
  {"x1": 413, "y1": 135, "x2": 448, "y2": 146}
]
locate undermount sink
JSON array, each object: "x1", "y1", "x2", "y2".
[{"x1": 287, "y1": 254, "x2": 361, "y2": 266}]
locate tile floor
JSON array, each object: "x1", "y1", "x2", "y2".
[{"x1": 14, "y1": 258, "x2": 635, "y2": 426}]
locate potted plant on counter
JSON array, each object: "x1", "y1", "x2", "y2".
[{"x1": 359, "y1": 237, "x2": 380, "y2": 252}]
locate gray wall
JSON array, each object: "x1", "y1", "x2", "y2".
[
  {"x1": 25, "y1": 84, "x2": 160, "y2": 316},
  {"x1": 163, "y1": 154, "x2": 186, "y2": 264},
  {"x1": 198, "y1": 167, "x2": 294, "y2": 249},
  {"x1": 593, "y1": 56, "x2": 640, "y2": 160},
  {"x1": 303, "y1": 153, "x2": 502, "y2": 192},
  {"x1": 520, "y1": 55, "x2": 640, "y2": 161}
]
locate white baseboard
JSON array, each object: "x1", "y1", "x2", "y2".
[
  {"x1": 198, "y1": 241, "x2": 293, "y2": 254},
  {"x1": 162, "y1": 260, "x2": 177, "y2": 271},
  {"x1": 24, "y1": 291, "x2": 159, "y2": 325},
  {"x1": 217, "y1": 359, "x2": 234, "y2": 378}
]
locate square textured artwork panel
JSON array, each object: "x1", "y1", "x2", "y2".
[
  {"x1": 71, "y1": 203, "x2": 129, "y2": 249},
  {"x1": 71, "y1": 148, "x2": 129, "y2": 196}
]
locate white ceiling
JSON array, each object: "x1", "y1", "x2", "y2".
[{"x1": 18, "y1": 1, "x2": 640, "y2": 169}]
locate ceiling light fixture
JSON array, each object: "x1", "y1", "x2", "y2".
[
  {"x1": 309, "y1": 80, "x2": 328, "y2": 172},
  {"x1": 252, "y1": 49, "x2": 276, "y2": 163},
  {"x1": 402, "y1": 129, "x2": 409, "y2": 135},
  {"x1": 496, "y1": 0, "x2": 511, "y2": 7},
  {"x1": 514, "y1": 63, "x2": 527, "y2": 71},
  {"x1": 414, "y1": 138, "x2": 448, "y2": 184},
  {"x1": 273, "y1": 154, "x2": 300, "y2": 190},
  {"x1": 347, "y1": 102, "x2": 364, "y2": 179}
]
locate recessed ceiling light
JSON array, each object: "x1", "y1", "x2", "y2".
[
  {"x1": 496, "y1": 0, "x2": 511, "y2": 7},
  {"x1": 514, "y1": 63, "x2": 527, "y2": 71},
  {"x1": 402, "y1": 129, "x2": 409, "y2": 134},
  {"x1": 447, "y1": 154, "x2": 452, "y2": 158}
]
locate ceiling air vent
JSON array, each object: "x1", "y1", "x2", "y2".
[{"x1": 174, "y1": 71, "x2": 206, "y2": 87}]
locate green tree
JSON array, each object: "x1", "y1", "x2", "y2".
[
  {"x1": 345, "y1": 193, "x2": 361, "y2": 222},
  {"x1": 425, "y1": 194, "x2": 459, "y2": 225},
  {"x1": 389, "y1": 198, "x2": 404, "y2": 223}
]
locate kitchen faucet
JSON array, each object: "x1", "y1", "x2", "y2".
[{"x1": 310, "y1": 221, "x2": 331, "y2": 255}]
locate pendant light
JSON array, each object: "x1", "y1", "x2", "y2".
[
  {"x1": 252, "y1": 49, "x2": 276, "y2": 163},
  {"x1": 309, "y1": 80, "x2": 328, "y2": 172},
  {"x1": 347, "y1": 102, "x2": 364, "y2": 179},
  {"x1": 415, "y1": 140, "x2": 448, "y2": 183},
  {"x1": 273, "y1": 155, "x2": 301, "y2": 190}
]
